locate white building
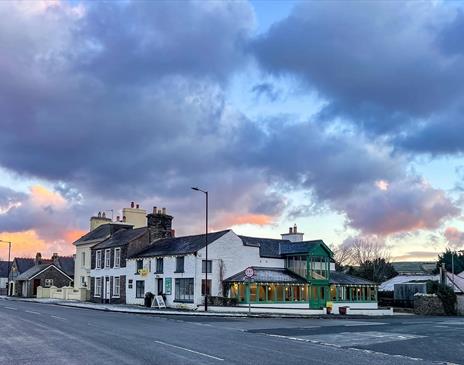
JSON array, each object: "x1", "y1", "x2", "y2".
[
  {"x1": 124, "y1": 225, "x2": 379, "y2": 313},
  {"x1": 73, "y1": 203, "x2": 147, "y2": 290}
]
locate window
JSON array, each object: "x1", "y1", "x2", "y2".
[
  {"x1": 128, "y1": 279, "x2": 133, "y2": 289},
  {"x1": 80, "y1": 276, "x2": 85, "y2": 285},
  {"x1": 201, "y1": 279, "x2": 211, "y2": 296},
  {"x1": 105, "y1": 249, "x2": 111, "y2": 268},
  {"x1": 175, "y1": 278, "x2": 194, "y2": 302},
  {"x1": 136, "y1": 259, "x2": 143, "y2": 273},
  {"x1": 136, "y1": 280, "x2": 145, "y2": 298},
  {"x1": 114, "y1": 248, "x2": 121, "y2": 268},
  {"x1": 44, "y1": 279, "x2": 53, "y2": 287},
  {"x1": 156, "y1": 258, "x2": 164, "y2": 273},
  {"x1": 81, "y1": 252, "x2": 85, "y2": 267},
  {"x1": 95, "y1": 277, "x2": 102, "y2": 297},
  {"x1": 113, "y1": 276, "x2": 120, "y2": 297},
  {"x1": 202, "y1": 260, "x2": 212, "y2": 274},
  {"x1": 96, "y1": 250, "x2": 102, "y2": 269},
  {"x1": 175, "y1": 256, "x2": 184, "y2": 273}
]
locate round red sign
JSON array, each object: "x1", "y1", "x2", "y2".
[{"x1": 245, "y1": 267, "x2": 254, "y2": 278}]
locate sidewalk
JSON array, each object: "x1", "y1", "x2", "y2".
[{"x1": 1, "y1": 296, "x2": 396, "y2": 318}]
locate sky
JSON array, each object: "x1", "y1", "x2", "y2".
[{"x1": 1, "y1": 0, "x2": 464, "y2": 261}]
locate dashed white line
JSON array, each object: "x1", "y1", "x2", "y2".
[
  {"x1": 3, "y1": 306, "x2": 17, "y2": 310},
  {"x1": 25, "y1": 310, "x2": 41, "y2": 315},
  {"x1": 50, "y1": 315, "x2": 66, "y2": 320},
  {"x1": 154, "y1": 340, "x2": 224, "y2": 361}
]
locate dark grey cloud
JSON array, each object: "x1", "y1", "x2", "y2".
[
  {"x1": 0, "y1": 1, "x2": 459, "y2": 242},
  {"x1": 251, "y1": 83, "x2": 280, "y2": 101},
  {"x1": 251, "y1": 1, "x2": 464, "y2": 149}
]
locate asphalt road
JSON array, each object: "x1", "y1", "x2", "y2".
[{"x1": 0, "y1": 299, "x2": 463, "y2": 365}]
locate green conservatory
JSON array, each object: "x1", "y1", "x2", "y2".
[{"x1": 224, "y1": 240, "x2": 378, "y2": 309}]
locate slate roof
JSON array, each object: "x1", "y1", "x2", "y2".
[
  {"x1": 73, "y1": 223, "x2": 132, "y2": 246},
  {"x1": 132, "y1": 230, "x2": 230, "y2": 258},
  {"x1": 329, "y1": 271, "x2": 375, "y2": 286},
  {"x1": 224, "y1": 267, "x2": 307, "y2": 284},
  {"x1": 14, "y1": 258, "x2": 35, "y2": 274},
  {"x1": 55, "y1": 257, "x2": 74, "y2": 277},
  {"x1": 238, "y1": 235, "x2": 329, "y2": 259},
  {"x1": 16, "y1": 263, "x2": 71, "y2": 281},
  {"x1": 0, "y1": 261, "x2": 12, "y2": 278},
  {"x1": 93, "y1": 227, "x2": 147, "y2": 250}
]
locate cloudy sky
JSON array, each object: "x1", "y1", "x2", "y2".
[{"x1": 1, "y1": 0, "x2": 464, "y2": 261}]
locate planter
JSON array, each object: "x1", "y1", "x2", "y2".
[{"x1": 339, "y1": 306, "x2": 349, "y2": 315}]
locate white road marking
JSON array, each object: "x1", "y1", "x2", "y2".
[
  {"x1": 3, "y1": 306, "x2": 17, "y2": 310},
  {"x1": 25, "y1": 310, "x2": 41, "y2": 315},
  {"x1": 50, "y1": 315, "x2": 66, "y2": 320},
  {"x1": 154, "y1": 340, "x2": 224, "y2": 361}
]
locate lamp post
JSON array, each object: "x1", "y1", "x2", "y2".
[
  {"x1": 191, "y1": 187, "x2": 208, "y2": 312},
  {"x1": 0, "y1": 240, "x2": 11, "y2": 296}
]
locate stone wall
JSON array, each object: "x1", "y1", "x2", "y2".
[
  {"x1": 413, "y1": 294, "x2": 445, "y2": 315},
  {"x1": 457, "y1": 295, "x2": 464, "y2": 316}
]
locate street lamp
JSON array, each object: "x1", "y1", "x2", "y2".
[
  {"x1": 0, "y1": 240, "x2": 11, "y2": 296},
  {"x1": 191, "y1": 187, "x2": 209, "y2": 312}
]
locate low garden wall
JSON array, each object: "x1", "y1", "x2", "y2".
[
  {"x1": 36, "y1": 286, "x2": 88, "y2": 301},
  {"x1": 413, "y1": 293, "x2": 445, "y2": 315}
]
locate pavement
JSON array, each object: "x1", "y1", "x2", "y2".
[{"x1": 1, "y1": 298, "x2": 463, "y2": 364}]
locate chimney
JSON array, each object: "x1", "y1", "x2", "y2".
[
  {"x1": 281, "y1": 223, "x2": 304, "y2": 242},
  {"x1": 51, "y1": 253, "x2": 59, "y2": 265},
  {"x1": 147, "y1": 206, "x2": 174, "y2": 241},
  {"x1": 35, "y1": 252, "x2": 42, "y2": 265}
]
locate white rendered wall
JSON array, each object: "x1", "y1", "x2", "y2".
[{"x1": 74, "y1": 243, "x2": 92, "y2": 289}]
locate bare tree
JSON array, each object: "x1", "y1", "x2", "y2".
[{"x1": 348, "y1": 238, "x2": 391, "y2": 266}]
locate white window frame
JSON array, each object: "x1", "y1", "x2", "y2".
[
  {"x1": 95, "y1": 277, "x2": 102, "y2": 297},
  {"x1": 113, "y1": 276, "x2": 120, "y2": 297},
  {"x1": 44, "y1": 279, "x2": 53, "y2": 287},
  {"x1": 104, "y1": 249, "x2": 111, "y2": 268},
  {"x1": 114, "y1": 248, "x2": 121, "y2": 268},
  {"x1": 96, "y1": 250, "x2": 102, "y2": 269}
]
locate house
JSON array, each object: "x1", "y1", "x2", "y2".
[
  {"x1": 8, "y1": 257, "x2": 35, "y2": 296},
  {"x1": 73, "y1": 202, "x2": 147, "y2": 290},
  {"x1": 0, "y1": 261, "x2": 12, "y2": 295},
  {"x1": 11, "y1": 253, "x2": 75, "y2": 297},
  {"x1": 89, "y1": 206, "x2": 173, "y2": 304},
  {"x1": 391, "y1": 261, "x2": 436, "y2": 275},
  {"x1": 123, "y1": 220, "x2": 379, "y2": 313}
]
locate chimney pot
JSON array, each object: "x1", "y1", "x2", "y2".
[
  {"x1": 294, "y1": 224, "x2": 297, "y2": 233},
  {"x1": 98, "y1": 212, "x2": 101, "y2": 218},
  {"x1": 289, "y1": 227, "x2": 292, "y2": 234},
  {"x1": 136, "y1": 204, "x2": 140, "y2": 209},
  {"x1": 123, "y1": 216, "x2": 126, "y2": 222},
  {"x1": 116, "y1": 215, "x2": 120, "y2": 222},
  {"x1": 153, "y1": 206, "x2": 157, "y2": 214},
  {"x1": 131, "y1": 201, "x2": 135, "y2": 208},
  {"x1": 162, "y1": 207, "x2": 166, "y2": 215},
  {"x1": 102, "y1": 212, "x2": 106, "y2": 218}
]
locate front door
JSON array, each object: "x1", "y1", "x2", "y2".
[
  {"x1": 157, "y1": 278, "x2": 163, "y2": 295},
  {"x1": 32, "y1": 279, "x2": 41, "y2": 296},
  {"x1": 309, "y1": 284, "x2": 327, "y2": 309},
  {"x1": 104, "y1": 277, "x2": 110, "y2": 302}
]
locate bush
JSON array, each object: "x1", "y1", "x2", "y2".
[
  {"x1": 207, "y1": 296, "x2": 238, "y2": 307},
  {"x1": 426, "y1": 281, "x2": 457, "y2": 316}
]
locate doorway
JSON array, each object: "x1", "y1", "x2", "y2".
[
  {"x1": 104, "y1": 276, "x2": 111, "y2": 303},
  {"x1": 157, "y1": 278, "x2": 163, "y2": 295},
  {"x1": 33, "y1": 279, "x2": 41, "y2": 297}
]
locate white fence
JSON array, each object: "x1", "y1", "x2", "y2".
[{"x1": 37, "y1": 286, "x2": 89, "y2": 301}]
